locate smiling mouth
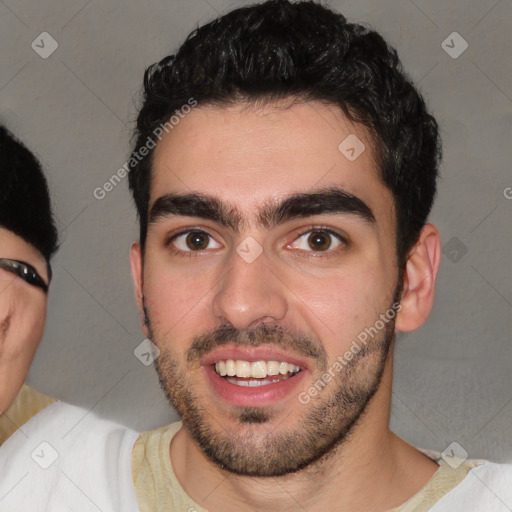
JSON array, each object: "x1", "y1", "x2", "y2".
[{"x1": 214, "y1": 359, "x2": 302, "y2": 387}]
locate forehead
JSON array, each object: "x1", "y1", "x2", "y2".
[{"x1": 150, "y1": 100, "x2": 394, "y2": 226}]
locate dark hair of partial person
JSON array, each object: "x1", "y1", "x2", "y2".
[
  {"x1": 128, "y1": 0, "x2": 441, "y2": 270},
  {"x1": 0, "y1": 125, "x2": 59, "y2": 262}
]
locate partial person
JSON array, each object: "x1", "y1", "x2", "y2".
[
  {"x1": 0, "y1": 124, "x2": 58, "y2": 429},
  {"x1": 0, "y1": 126, "x2": 139, "y2": 512}
]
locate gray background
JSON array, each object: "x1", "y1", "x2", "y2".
[{"x1": 1, "y1": 0, "x2": 511, "y2": 462}]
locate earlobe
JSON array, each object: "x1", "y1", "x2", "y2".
[
  {"x1": 395, "y1": 224, "x2": 441, "y2": 332},
  {"x1": 129, "y1": 242, "x2": 147, "y2": 332}
]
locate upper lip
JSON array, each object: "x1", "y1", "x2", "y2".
[{"x1": 201, "y1": 345, "x2": 311, "y2": 371}]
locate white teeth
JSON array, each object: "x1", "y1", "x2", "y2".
[
  {"x1": 235, "y1": 360, "x2": 251, "y2": 378},
  {"x1": 226, "y1": 378, "x2": 274, "y2": 387},
  {"x1": 225, "y1": 359, "x2": 236, "y2": 376},
  {"x1": 251, "y1": 361, "x2": 267, "y2": 378},
  {"x1": 214, "y1": 359, "x2": 301, "y2": 379},
  {"x1": 266, "y1": 361, "x2": 280, "y2": 376}
]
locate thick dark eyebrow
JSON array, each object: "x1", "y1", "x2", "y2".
[
  {"x1": 149, "y1": 194, "x2": 242, "y2": 230},
  {"x1": 149, "y1": 187, "x2": 375, "y2": 232},
  {"x1": 259, "y1": 187, "x2": 376, "y2": 227}
]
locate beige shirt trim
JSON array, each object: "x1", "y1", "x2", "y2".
[
  {"x1": 0, "y1": 384, "x2": 55, "y2": 444},
  {"x1": 133, "y1": 421, "x2": 208, "y2": 512},
  {"x1": 390, "y1": 461, "x2": 478, "y2": 511},
  {"x1": 132, "y1": 421, "x2": 481, "y2": 512}
]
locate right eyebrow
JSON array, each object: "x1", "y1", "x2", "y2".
[{"x1": 149, "y1": 193, "x2": 243, "y2": 231}]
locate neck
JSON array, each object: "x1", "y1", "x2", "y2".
[{"x1": 170, "y1": 360, "x2": 438, "y2": 512}]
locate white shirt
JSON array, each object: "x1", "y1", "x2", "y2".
[
  {"x1": 0, "y1": 401, "x2": 140, "y2": 512},
  {"x1": 429, "y1": 462, "x2": 512, "y2": 511}
]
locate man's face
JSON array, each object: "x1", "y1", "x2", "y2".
[
  {"x1": 132, "y1": 101, "x2": 402, "y2": 476},
  {"x1": 0, "y1": 228, "x2": 49, "y2": 413}
]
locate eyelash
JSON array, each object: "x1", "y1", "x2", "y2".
[
  {"x1": 290, "y1": 227, "x2": 348, "y2": 254},
  {"x1": 165, "y1": 227, "x2": 217, "y2": 257},
  {"x1": 165, "y1": 226, "x2": 348, "y2": 257}
]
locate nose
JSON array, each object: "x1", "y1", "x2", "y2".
[{"x1": 211, "y1": 244, "x2": 288, "y2": 330}]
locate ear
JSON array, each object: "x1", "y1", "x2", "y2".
[
  {"x1": 129, "y1": 242, "x2": 148, "y2": 335},
  {"x1": 395, "y1": 224, "x2": 441, "y2": 332}
]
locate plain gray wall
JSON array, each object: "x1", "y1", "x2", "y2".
[{"x1": 1, "y1": 0, "x2": 511, "y2": 462}]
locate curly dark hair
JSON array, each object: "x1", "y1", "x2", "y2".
[
  {"x1": 128, "y1": 0, "x2": 441, "y2": 268},
  {"x1": 0, "y1": 126, "x2": 59, "y2": 262}
]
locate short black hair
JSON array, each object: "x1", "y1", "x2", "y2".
[
  {"x1": 129, "y1": 0, "x2": 441, "y2": 268},
  {"x1": 0, "y1": 126, "x2": 59, "y2": 261}
]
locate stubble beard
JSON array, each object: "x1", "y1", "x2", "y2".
[{"x1": 150, "y1": 311, "x2": 396, "y2": 477}]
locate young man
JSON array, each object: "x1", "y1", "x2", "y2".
[
  {"x1": 127, "y1": 1, "x2": 512, "y2": 511},
  {"x1": 0, "y1": 127, "x2": 139, "y2": 511},
  {"x1": 1, "y1": 2, "x2": 510, "y2": 511}
]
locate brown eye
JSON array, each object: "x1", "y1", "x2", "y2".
[
  {"x1": 186, "y1": 231, "x2": 210, "y2": 250},
  {"x1": 170, "y1": 230, "x2": 222, "y2": 253},
  {"x1": 307, "y1": 232, "x2": 332, "y2": 251},
  {"x1": 288, "y1": 229, "x2": 344, "y2": 253}
]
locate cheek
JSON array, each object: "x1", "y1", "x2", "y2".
[
  {"x1": 13, "y1": 301, "x2": 47, "y2": 358},
  {"x1": 143, "y1": 266, "x2": 217, "y2": 337},
  {"x1": 0, "y1": 294, "x2": 42, "y2": 351},
  {"x1": 291, "y1": 269, "x2": 393, "y2": 354},
  {"x1": 0, "y1": 300, "x2": 46, "y2": 412}
]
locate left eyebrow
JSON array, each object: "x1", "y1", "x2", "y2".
[
  {"x1": 259, "y1": 187, "x2": 376, "y2": 228},
  {"x1": 148, "y1": 187, "x2": 376, "y2": 231}
]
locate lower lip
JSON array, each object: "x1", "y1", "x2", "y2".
[{"x1": 204, "y1": 364, "x2": 307, "y2": 407}]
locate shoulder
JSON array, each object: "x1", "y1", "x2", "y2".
[
  {"x1": 0, "y1": 401, "x2": 140, "y2": 512},
  {"x1": 430, "y1": 462, "x2": 512, "y2": 511},
  {"x1": 133, "y1": 421, "x2": 182, "y2": 457},
  {"x1": 132, "y1": 421, "x2": 206, "y2": 511},
  {"x1": 132, "y1": 420, "x2": 182, "y2": 480},
  {"x1": 0, "y1": 384, "x2": 55, "y2": 443}
]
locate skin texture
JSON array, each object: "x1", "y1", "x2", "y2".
[
  {"x1": 0, "y1": 228, "x2": 49, "y2": 414},
  {"x1": 131, "y1": 100, "x2": 442, "y2": 511}
]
